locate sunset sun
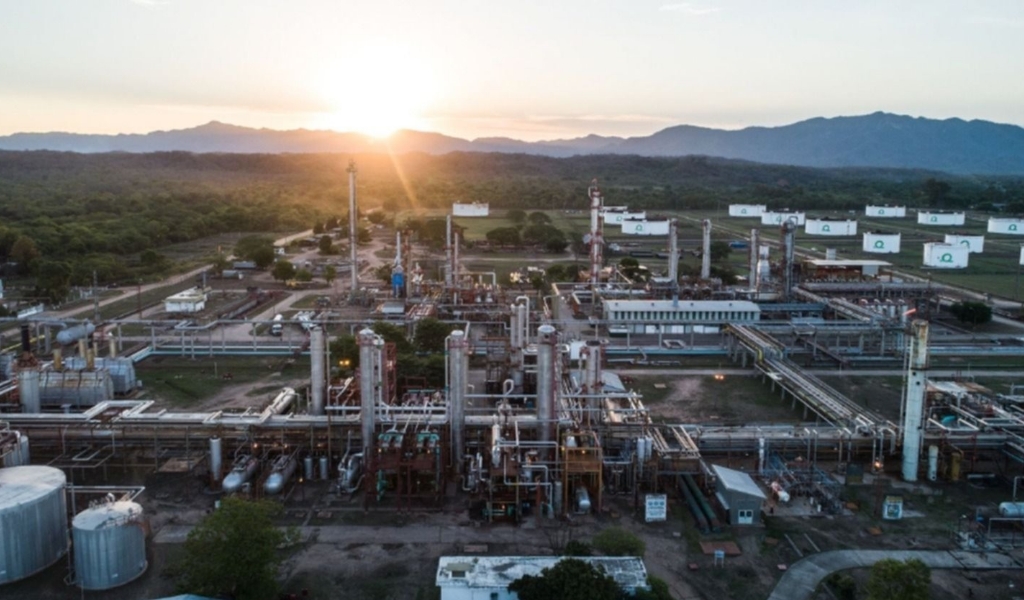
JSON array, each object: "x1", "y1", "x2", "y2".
[{"x1": 314, "y1": 43, "x2": 437, "y2": 138}]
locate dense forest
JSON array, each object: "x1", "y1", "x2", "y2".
[{"x1": 1, "y1": 150, "x2": 1022, "y2": 301}]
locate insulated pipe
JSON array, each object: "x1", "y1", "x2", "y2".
[
  {"x1": 701, "y1": 219, "x2": 712, "y2": 280},
  {"x1": 536, "y1": 325, "x2": 558, "y2": 447},
  {"x1": 447, "y1": 330, "x2": 468, "y2": 469},
  {"x1": 902, "y1": 320, "x2": 930, "y2": 482},
  {"x1": 358, "y1": 328, "x2": 380, "y2": 456},
  {"x1": 309, "y1": 326, "x2": 325, "y2": 416}
]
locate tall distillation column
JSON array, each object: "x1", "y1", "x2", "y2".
[
  {"x1": 347, "y1": 160, "x2": 359, "y2": 293},
  {"x1": 16, "y1": 325, "x2": 40, "y2": 414},
  {"x1": 309, "y1": 326, "x2": 325, "y2": 416},
  {"x1": 587, "y1": 181, "x2": 604, "y2": 304},
  {"x1": 447, "y1": 330, "x2": 468, "y2": 469},
  {"x1": 781, "y1": 219, "x2": 797, "y2": 301},
  {"x1": 901, "y1": 320, "x2": 930, "y2": 482},
  {"x1": 445, "y1": 215, "x2": 453, "y2": 288},
  {"x1": 748, "y1": 228, "x2": 759, "y2": 290},
  {"x1": 536, "y1": 325, "x2": 558, "y2": 447},
  {"x1": 583, "y1": 340, "x2": 602, "y2": 426},
  {"x1": 700, "y1": 219, "x2": 712, "y2": 280},
  {"x1": 358, "y1": 328, "x2": 382, "y2": 457},
  {"x1": 667, "y1": 219, "x2": 679, "y2": 284}
]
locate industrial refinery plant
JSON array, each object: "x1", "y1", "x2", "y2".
[{"x1": 3, "y1": 171, "x2": 1024, "y2": 598}]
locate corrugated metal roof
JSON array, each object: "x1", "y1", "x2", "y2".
[
  {"x1": 711, "y1": 464, "x2": 767, "y2": 500},
  {"x1": 436, "y1": 556, "x2": 648, "y2": 590},
  {"x1": 0, "y1": 465, "x2": 66, "y2": 505},
  {"x1": 604, "y1": 300, "x2": 760, "y2": 312}
]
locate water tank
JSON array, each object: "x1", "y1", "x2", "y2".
[
  {"x1": 72, "y1": 500, "x2": 147, "y2": 590},
  {"x1": 0, "y1": 466, "x2": 69, "y2": 584}
]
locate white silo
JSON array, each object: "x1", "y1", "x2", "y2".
[
  {"x1": 988, "y1": 217, "x2": 1024, "y2": 235},
  {"x1": 728, "y1": 204, "x2": 766, "y2": 217},
  {"x1": 0, "y1": 466, "x2": 69, "y2": 584},
  {"x1": 922, "y1": 243, "x2": 969, "y2": 269},
  {"x1": 865, "y1": 205, "x2": 906, "y2": 218},
  {"x1": 72, "y1": 499, "x2": 148, "y2": 590},
  {"x1": 862, "y1": 232, "x2": 901, "y2": 253},
  {"x1": 943, "y1": 234, "x2": 985, "y2": 254},
  {"x1": 805, "y1": 219, "x2": 857, "y2": 236}
]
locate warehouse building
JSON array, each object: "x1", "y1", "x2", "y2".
[{"x1": 602, "y1": 300, "x2": 760, "y2": 334}]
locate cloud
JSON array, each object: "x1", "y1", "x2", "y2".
[
  {"x1": 659, "y1": 3, "x2": 721, "y2": 15},
  {"x1": 130, "y1": 0, "x2": 170, "y2": 6},
  {"x1": 967, "y1": 16, "x2": 1024, "y2": 28}
]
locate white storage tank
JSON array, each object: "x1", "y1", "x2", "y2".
[
  {"x1": 943, "y1": 234, "x2": 985, "y2": 254},
  {"x1": 620, "y1": 220, "x2": 670, "y2": 236},
  {"x1": 602, "y1": 210, "x2": 646, "y2": 225},
  {"x1": 72, "y1": 500, "x2": 147, "y2": 590},
  {"x1": 988, "y1": 217, "x2": 1024, "y2": 235},
  {"x1": 863, "y1": 232, "x2": 901, "y2": 253},
  {"x1": 918, "y1": 211, "x2": 965, "y2": 226},
  {"x1": 729, "y1": 204, "x2": 766, "y2": 217},
  {"x1": 761, "y1": 211, "x2": 806, "y2": 226},
  {"x1": 923, "y1": 243, "x2": 969, "y2": 269},
  {"x1": 999, "y1": 502, "x2": 1024, "y2": 517},
  {"x1": 0, "y1": 466, "x2": 69, "y2": 584},
  {"x1": 865, "y1": 205, "x2": 906, "y2": 218},
  {"x1": 1020, "y1": 245, "x2": 1024, "y2": 266},
  {"x1": 805, "y1": 219, "x2": 857, "y2": 236},
  {"x1": 1, "y1": 431, "x2": 31, "y2": 467}
]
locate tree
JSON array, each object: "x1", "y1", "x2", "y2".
[
  {"x1": 34, "y1": 259, "x2": 72, "y2": 304},
  {"x1": 509, "y1": 558, "x2": 622, "y2": 600},
  {"x1": 486, "y1": 227, "x2": 521, "y2": 246},
  {"x1": 177, "y1": 497, "x2": 286, "y2": 600},
  {"x1": 313, "y1": 221, "x2": 324, "y2": 235},
  {"x1": 9, "y1": 236, "x2": 40, "y2": 274},
  {"x1": 235, "y1": 235, "x2": 275, "y2": 263},
  {"x1": 634, "y1": 576, "x2": 673, "y2": 600},
  {"x1": 545, "y1": 236, "x2": 569, "y2": 253},
  {"x1": 709, "y1": 241, "x2": 731, "y2": 262},
  {"x1": 922, "y1": 178, "x2": 952, "y2": 207},
  {"x1": 949, "y1": 301, "x2": 992, "y2": 326},
  {"x1": 618, "y1": 257, "x2": 641, "y2": 279},
  {"x1": 413, "y1": 318, "x2": 452, "y2": 354},
  {"x1": 367, "y1": 211, "x2": 387, "y2": 225},
  {"x1": 271, "y1": 259, "x2": 295, "y2": 282},
  {"x1": 318, "y1": 235, "x2": 333, "y2": 255},
  {"x1": 592, "y1": 527, "x2": 645, "y2": 557},
  {"x1": 371, "y1": 321, "x2": 413, "y2": 354},
  {"x1": 528, "y1": 211, "x2": 552, "y2": 225},
  {"x1": 866, "y1": 558, "x2": 930, "y2": 600},
  {"x1": 508, "y1": 209, "x2": 527, "y2": 225},
  {"x1": 323, "y1": 264, "x2": 337, "y2": 285},
  {"x1": 294, "y1": 268, "x2": 313, "y2": 282}
]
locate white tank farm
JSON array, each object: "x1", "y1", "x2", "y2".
[
  {"x1": 865, "y1": 205, "x2": 906, "y2": 218},
  {"x1": 988, "y1": 217, "x2": 1024, "y2": 235},
  {"x1": 944, "y1": 234, "x2": 985, "y2": 254},
  {"x1": 863, "y1": 232, "x2": 901, "y2": 253},
  {"x1": 728, "y1": 204, "x2": 766, "y2": 217},
  {"x1": 761, "y1": 211, "x2": 806, "y2": 226},
  {"x1": 0, "y1": 466, "x2": 69, "y2": 585},
  {"x1": 922, "y1": 243, "x2": 969, "y2": 269},
  {"x1": 72, "y1": 500, "x2": 147, "y2": 590},
  {"x1": 917, "y1": 211, "x2": 965, "y2": 226},
  {"x1": 805, "y1": 219, "x2": 857, "y2": 236}
]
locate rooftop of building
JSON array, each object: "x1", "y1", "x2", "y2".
[
  {"x1": 603, "y1": 299, "x2": 760, "y2": 311},
  {"x1": 711, "y1": 464, "x2": 767, "y2": 500},
  {"x1": 436, "y1": 556, "x2": 648, "y2": 590}
]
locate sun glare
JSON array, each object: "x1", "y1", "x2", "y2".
[{"x1": 314, "y1": 43, "x2": 438, "y2": 138}]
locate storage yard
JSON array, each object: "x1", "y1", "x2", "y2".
[{"x1": 3, "y1": 176, "x2": 1024, "y2": 599}]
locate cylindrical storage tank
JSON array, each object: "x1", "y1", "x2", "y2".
[
  {"x1": 987, "y1": 217, "x2": 1024, "y2": 235},
  {"x1": 927, "y1": 445, "x2": 939, "y2": 482},
  {"x1": 303, "y1": 456, "x2": 315, "y2": 480},
  {"x1": 318, "y1": 456, "x2": 329, "y2": 481},
  {"x1": 536, "y1": 325, "x2": 557, "y2": 446},
  {"x1": 221, "y1": 455, "x2": 258, "y2": 493},
  {"x1": 56, "y1": 322, "x2": 96, "y2": 347},
  {"x1": 923, "y1": 243, "x2": 969, "y2": 269},
  {"x1": 918, "y1": 211, "x2": 965, "y2": 226},
  {"x1": 72, "y1": 501, "x2": 147, "y2": 590},
  {"x1": 943, "y1": 234, "x2": 985, "y2": 254},
  {"x1": 263, "y1": 456, "x2": 298, "y2": 495},
  {"x1": 1020, "y1": 245, "x2": 1024, "y2": 266},
  {"x1": 209, "y1": 437, "x2": 223, "y2": 484},
  {"x1": 728, "y1": 204, "x2": 766, "y2": 217},
  {"x1": 863, "y1": 232, "x2": 901, "y2": 253},
  {"x1": 0, "y1": 466, "x2": 69, "y2": 584},
  {"x1": 999, "y1": 502, "x2": 1024, "y2": 517},
  {"x1": 865, "y1": 205, "x2": 906, "y2": 218},
  {"x1": 620, "y1": 220, "x2": 670, "y2": 236},
  {"x1": 17, "y1": 368, "x2": 41, "y2": 414},
  {"x1": 761, "y1": 212, "x2": 806, "y2": 226},
  {"x1": 805, "y1": 219, "x2": 857, "y2": 236},
  {"x1": 2, "y1": 431, "x2": 31, "y2": 468}
]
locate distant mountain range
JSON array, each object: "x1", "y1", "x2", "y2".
[{"x1": 3, "y1": 112, "x2": 1024, "y2": 175}]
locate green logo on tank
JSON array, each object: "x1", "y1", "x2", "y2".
[
  {"x1": 940, "y1": 253, "x2": 953, "y2": 263},
  {"x1": 874, "y1": 240, "x2": 885, "y2": 249}
]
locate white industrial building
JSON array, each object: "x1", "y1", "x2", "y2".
[
  {"x1": 805, "y1": 219, "x2": 857, "y2": 236},
  {"x1": 602, "y1": 210, "x2": 647, "y2": 224},
  {"x1": 620, "y1": 220, "x2": 670, "y2": 236},
  {"x1": 922, "y1": 243, "x2": 969, "y2": 269},
  {"x1": 453, "y1": 203, "x2": 489, "y2": 217},
  {"x1": 917, "y1": 211, "x2": 965, "y2": 226},
  {"x1": 761, "y1": 212, "x2": 806, "y2": 226},
  {"x1": 988, "y1": 217, "x2": 1024, "y2": 235},
  {"x1": 862, "y1": 232, "x2": 901, "y2": 253},
  {"x1": 944, "y1": 234, "x2": 985, "y2": 254},
  {"x1": 163, "y1": 287, "x2": 207, "y2": 313},
  {"x1": 436, "y1": 556, "x2": 649, "y2": 600},
  {"x1": 603, "y1": 300, "x2": 760, "y2": 334},
  {"x1": 729, "y1": 204, "x2": 766, "y2": 217},
  {"x1": 865, "y1": 205, "x2": 906, "y2": 218}
]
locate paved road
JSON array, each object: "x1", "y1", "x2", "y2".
[
  {"x1": 767, "y1": 548, "x2": 1021, "y2": 600},
  {"x1": 41, "y1": 265, "x2": 212, "y2": 321}
]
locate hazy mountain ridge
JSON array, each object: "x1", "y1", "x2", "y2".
[{"x1": 3, "y1": 112, "x2": 1024, "y2": 175}]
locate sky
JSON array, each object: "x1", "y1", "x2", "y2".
[{"x1": 1, "y1": 0, "x2": 1023, "y2": 141}]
